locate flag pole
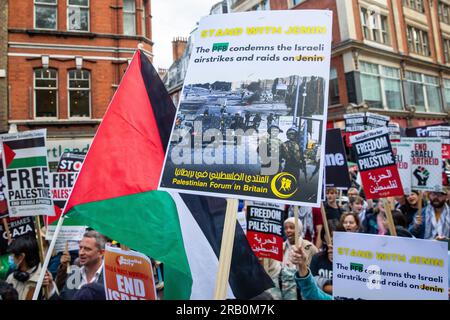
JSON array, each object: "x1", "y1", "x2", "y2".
[
  {"x1": 293, "y1": 206, "x2": 299, "y2": 247},
  {"x1": 34, "y1": 215, "x2": 49, "y2": 299},
  {"x1": 320, "y1": 203, "x2": 332, "y2": 245},
  {"x1": 214, "y1": 198, "x2": 238, "y2": 300},
  {"x1": 382, "y1": 198, "x2": 397, "y2": 236},
  {"x1": 32, "y1": 214, "x2": 65, "y2": 300}
]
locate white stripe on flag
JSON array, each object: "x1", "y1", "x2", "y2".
[
  {"x1": 170, "y1": 192, "x2": 235, "y2": 300},
  {"x1": 11, "y1": 147, "x2": 47, "y2": 159}
]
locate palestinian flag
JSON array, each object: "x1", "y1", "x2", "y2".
[
  {"x1": 62, "y1": 50, "x2": 273, "y2": 299},
  {"x1": 2, "y1": 134, "x2": 47, "y2": 169}
]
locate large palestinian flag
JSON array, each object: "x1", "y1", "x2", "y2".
[{"x1": 62, "y1": 50, "x2": 273, "y2": 299}]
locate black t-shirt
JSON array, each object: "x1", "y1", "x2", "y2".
[
  {"x1": 323, "y1": 202, "x2": 342, "y2": 222},
  {"x1": 310, "y1": 251, "x2": 333, "y2": 282}
]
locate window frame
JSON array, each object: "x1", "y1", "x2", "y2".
[
  {"x1": 360, "y1": 61, "x2": 404, "y2": 110},
  {"x1": 123, "y1": 0, "x2": 136, "y2": 36},
  {"x1": 403, "y1": 0, "x2": 425, "y2": 13},
  {"x1": 405, "y1": 71, "x2": 443, "y2": 113},
  {"x1": 34, "y1": 0, "x2": 58, "y2": 30},
  {"x1": 359, "y1": 6, "x2": 390, "y2": 45},
  {"x1": 34, "y1": 68, "x2": 58, "y2": 118},
  {"x1": 67, "y1": 69, "x2": 92, "y2": 118},
  {"x1": 67, "y1": 0, "x2": 90, "y2": 32},
  {"x1": 407, "y1": 25, "x2": 430, "y2": 56}
]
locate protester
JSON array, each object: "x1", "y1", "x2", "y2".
[
  {"x1": 265, "y1": 218, "x2": 318, "y2": 300},
  {"x1": 339, "y1": 212, "x2": 361, "y2": 233},
  {"x1": 44, "y1": 230, "x2": 107, "y2": 300},
  {"x1": 288, "y1": 206, "x2": 323, "y2": 249},
  {"x1": 291, "y1": 245, "x2": 331, "y2": 300},
  {"x1": 6, "y1": 235, "x2": 42, "y2": 300},
  {"x1": 349, "y1": 196, "x2": 367, "y2": 225},
  {"x1": 388, "y1": 210, "x2": 414, "y2": 238},
  {"x1": 409, "y1": 190, "x2": 450, "y2": 240},
  {"x1": 323, "y1": 187, "x2": 343, "y2": 223},
  {"x1": 398, "y1": 191, "x2": 423, "y2": 227},
  {"x1": 0, "y1": 280, "x2": 18, "y2": 300},
  {"x1": 309, "y1": 221, "x2": 337, "y2": 295},
  {"x1": 363, "y1": 201, "x2": 388, "y2": 235}
]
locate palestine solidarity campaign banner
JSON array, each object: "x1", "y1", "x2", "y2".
[
  {"x1": 0, "y1": 129, "x2": 54, "y2": 217},
  {"x1": 350, "y1": 127, "x2": 403, "y2": 199},
  {"x1": 159, "y1": 10, "x2": 333, "y2": 206}
]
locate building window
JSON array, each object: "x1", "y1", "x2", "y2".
[
  {"x1": 443, "y1": 79, "x2": 450, "y2": 109},
  {"x1": 403, "y1": 0, "x2": 425, "y2": 13},
  {"x1": 438, "y1": 1, "x2": 450, "y2": 24},
  {"x1": 141, "y1": 0, "x2": 147, "y2": 37},
  {"x1": 34, "y1": 68, "x2": 58, "y2": 117},
  {"x1": 406, "y1": 71, "x2": 443, "y2": 112},
  {"x1": 252, "y1": 0, "x2": 270, "y2": 10},
  {"x1": 406, "y1": 26, "x2": 430, "y2": 56},
  {"x1": 123, "y1": 0, "x2": 136, "y2": 35},
  {"x1": 360, "y1": 7, "x2": 390, "y2": 45},
  {"x1": 34, "y1": 0, "x2": 57, "y2": 30},
  {"x1": 329, "y1": 68, "x2": 340, "y2": 105},
  {"x1": 444, "y1": 38, "x2": 450, "y2": 63},
  {"x1": 68, "y1": 69, "x2": 91, "y2": 117},
  {"x1": 360, "y1": 62, "x2": 403, "y2": 110},
  {"x1": 67, "y1": 0, "x2": 89, "y2": 31}
]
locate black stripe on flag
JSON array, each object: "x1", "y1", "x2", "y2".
[
  {"x1": 139, "y1": 50, "x2": 176, "y2": 153},
  {"x1": 4, "y1": 137, "x2": 45, "y2": 150},
  {"x1": 180, "y1": 193, "x2": 275, "y2": 299}
]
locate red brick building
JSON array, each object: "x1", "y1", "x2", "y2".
[
  {"x1": 5, "y1": 0, "x2": 152, "y2": 164},
  {"x1": 229, "y1": 0, "x2": 450, "y2": 129}
]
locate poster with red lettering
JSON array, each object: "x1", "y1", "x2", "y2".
[
  {"x1": 392, "y1": 141, "x2": 412, "y2": 195},
  {"x1": 246, "y1": 201, "x2": 284, "y2": 261},
  {"x1": 103, "y1": 245, "x2": 156, "y2": 300},
  {"x1": 350, "y1": 128, "x2": 403, "y2": 199},
  {"x1": 403, "y1": 138, "x2": 442, "y2": 192}
]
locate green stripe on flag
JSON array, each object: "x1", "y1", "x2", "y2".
[
  {"x1": 65, "y1": 190, "x2": 193, "y2": 300},
  {"x1": 8, "y1": 156, "x2": 47, "y2": 169}
]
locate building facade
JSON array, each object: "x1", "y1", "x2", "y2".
[
  {"x1": 229, "y1": 0, "x2": 450, "y2": 129},
  {"x1": 6, "y1": 0, "x2": 152, "y2": 164},
  {"x1": 0, "y1": 0, "x2": 8, "y2": 133}
]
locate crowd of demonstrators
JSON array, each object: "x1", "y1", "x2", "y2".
[{"x1": 263, "y1": 181, "x2": 450, "y2": 300}]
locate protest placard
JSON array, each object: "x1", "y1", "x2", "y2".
[
  {"x1": 427, "y1": 126, "x2": 450, "y2": 159},
  {"x1": 365, "y1": 112, "x2": 390, "y2": 131},
  {"x1": 103, "y1": 245, "x2": 156, "y2": 300},
  {"x1": 246, "y1": 201, "x2": 284, "y2": 261},
  {"x1": 403, "y1": 137, "x2": 442, "y2": 192},
  {"x1": 350, "y1": 127, "x2": 403, "y2": 199},
  {"x1": 0, "y1": 155, "x2": 8, "y2": 219},
  {"x1": 388, "y1": 122, "x2": 401, "y2": 143},
  {"x1": 344, "y1": 113, "x2": 366, "y2": 133},
  {"x1": 0, "y1": 216, "x2": 35, "y2": 254},
  {"x1": 325, "y1": 128, "x2": 351, "y2": 189},
  {"x1": 392, "y1": 141, "x2": 412, "y2": 195},
  {"x1": 159, "y1": 10, "x2": 333, "y2": 206},
  {"x1": 45, "y1": 153, "x2": 86, "y2": 246},
  {"x1": 333, "y1": 232, "x2": 449, "y2": 300},
  {"x1": 0, "y1": 129, "x2": 54, "y2": 217}
]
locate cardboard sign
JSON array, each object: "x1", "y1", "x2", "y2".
[
  {"x1": 333, "y1": 232, "x2": 448, "y2": 300},
  {"x1": 57, "y1": 152, "x2": 85, "y2": 172},
  {"x1": 159, "y1": 10, "x2": 333, "y2": 206},
  {"x1": 350, "y1": 128, "x2": 403, "y2": 199},
  {"x1": 0, "y1": 216, "x2": 35, "y2": 254},
  {"x1": 103, "y1": 245, "x2": 156, "y2": 300},
  {"x1": 0, "y1": 154, "x2": 8, "y2": 218},
  {"x1": 427, "y1": 126, "x2": 450, "y2": 159},
  {"x1": 403, "y1": 138, "x2": 442, "y2": 192},
  {"x1": 325, "y1": 128, "x2": 351, "y2": 189},
  {"x1": 388, "y1": 122, "x2": 401, "y2": 143},
  {"x1": 365, "y1": 112, "x2": 390, "y2": 131},
  {"x1": 344, "y1": 113, "x2": 366, "y2": 133},
  {"x1": 246, "y1": 201, "x2": 284, "y2": 261},
  {"x1": 392, "y1": 141, "x2": 412, "y2": 195},
  {"x1": 0, "y1": 129, "x2": 54, "y2": 217}
]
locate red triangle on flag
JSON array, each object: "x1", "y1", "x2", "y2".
[{"x1": 2, "y1": 143, "x2": 16, "y2": 168}]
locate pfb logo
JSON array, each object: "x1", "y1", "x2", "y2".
[
  {"x1": 116, "y1": 255, "x2": 142, "y2": 267},
  {"x1": 350, "y1": 262, "x2": 364, "y2": 272},
  {"x1": 270, "y1": 172, "x2": 298, "y2": 199}
]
